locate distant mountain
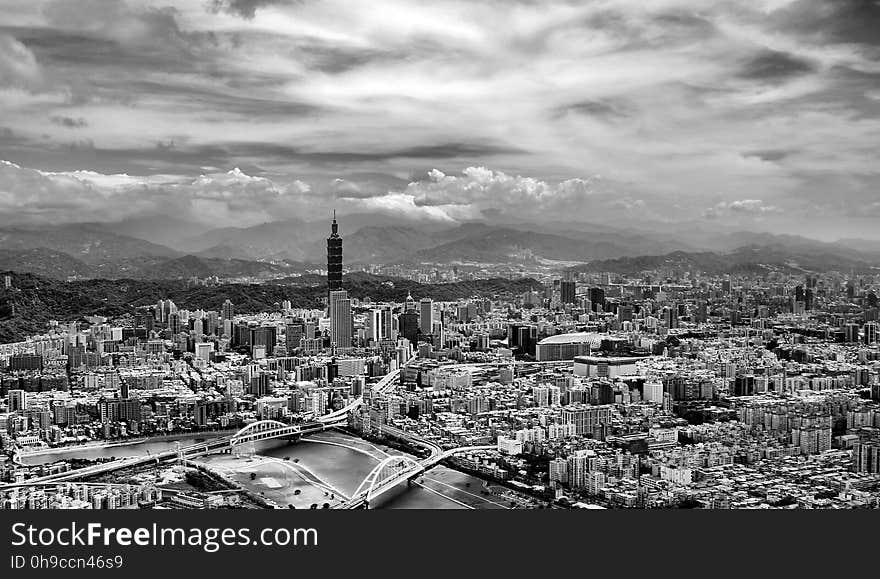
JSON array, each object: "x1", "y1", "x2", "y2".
[
  {"x1": 572, "y1": 244, "x2": 879, "y2": 275},
  {"x1": 184, "y1": 219, "x2": 326, "y2": 261},
  {"x1": 7, "y1": 217, "x2": 880, "y2": 277},
  {"x1": 834, "y1": 238, "x2": 880, "y2": 257},
  {"x1": 157, "y1": 217, "x2": 735, "y2": 265},
  {"x1": 0, "y1": 224, "x2": 179, "y2": 264},
  {"x1": 344, "y1": 226, "x2": 439, "y2": 263},
  {"x1": 138, "y1": 255, "x2": 301, "y2": 280},
  {"x1": 185, "y1": 215, "x2": 455, "y2": 263},
  {"x1": 0, "y1": 248, "x2": 92, "y2": 279},
  {"x1": 410, "y1": 226, "x2": 653, "y2": 264},
  {"x1": 95, "y1": 216, "x2": 216, "y2": 248},
  {"x1": 0, "y1": 234, "x2": 311, "y2": 280}
]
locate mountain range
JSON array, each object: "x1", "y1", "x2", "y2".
[
  {"x1": 572, "y1": 244, "x2": 880, "y2": 276},
  {"x1": 1, "y1": 216, "x2": 879, "y2": 280}
]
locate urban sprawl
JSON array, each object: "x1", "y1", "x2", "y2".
[{"x1": 2, "y1": 218, "x2": 880, "y2": 510}]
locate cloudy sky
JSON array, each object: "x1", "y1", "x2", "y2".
[{"x1": 0, "y1": 0, "x2": 878, "y2": 238}]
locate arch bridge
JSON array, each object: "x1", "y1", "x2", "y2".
[
  {"x1": 342, "y1": 455, "x2": 425, "y2": 509},
  {"x1": 230, "y1": 420, "x2": 308, "y2": 446}
]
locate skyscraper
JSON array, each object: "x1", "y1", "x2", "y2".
[
  {"x1": 419, "y1": 298, "x2": 434, "y2": 336},
  {"x1": 8, "y1": 389, "x2": 27, "y2": 412},
  {"x1": 286, "y1": 320, "x2": 304, "y2": 352},
  {"x1": 380, "y1": 306, "x2": 393, "y2": 340},
  {"x1": 221, "y1": 299, "x2": 234, "y2": 321},
  {"x1": 329, "y1": 289, "x2": 352, "y2": 351},
  {"x1": 399, "y1": 311, "x2": 420, "y2": 344},
  {"x1": 327, "y1": 213, "x2": 343, "y2": 299},
  {"x1": 561, "y1": 280, "x2": 576, "y2": 304},
  {"x1": 366, "y1": 308, "x2": 383, "y2": 343}
]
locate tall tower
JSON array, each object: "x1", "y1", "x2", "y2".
[{"x1": 327, "y1": 212, "x2": 343, "y2": 300}]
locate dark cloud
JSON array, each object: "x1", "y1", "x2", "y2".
[
  {"x1": 212, "y1": 141, "x2": 526, "y2": 166},
  {"x1": 209, "y1": 0, "x2": 293, "y2": 19},
  {"x1": 126, "y1": 80, "x2": 321, "y2": 118},
  {"x1": 42, "y1": 0, "x2": 190, "y2": 47},
  {"x1": 295, "y1": 44, "x2": 404, "y2": 74},
  {"x1": 11, "y1": 27, "x2": 205, "y2": 84},
  {"x1": 0, "y1": 135, "x2": 524, "y2": 176},
  {"x1": 50, "y1": 116, "x2": 88, "y2": 128},
  {"x1": 738, "y1": 49, "x2": 817, "y2": 82},
  {"x1": 559, "y1": 99, "x2": 632, "y2": 120},
  {"x1": 742, "y1": 149, "x2": 793, "y2": 162},
  {"x1": 773, "y1": 0, "x2": 880, "y2": 46}
]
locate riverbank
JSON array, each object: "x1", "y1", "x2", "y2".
[
  {"x1": 17, "y1": 430, "x2": 236, "y2": 458},
  {"x1": 197, "y1": 453, "x2": 347, "y2": 509}
]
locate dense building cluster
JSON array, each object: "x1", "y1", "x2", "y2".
[{"x1": 2, "y1": 219, "x2": 879, "y2": 509}]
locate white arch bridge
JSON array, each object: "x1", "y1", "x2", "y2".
[
  {"x1": 231, "y1": 420, "x2": 311, "y2": 446},
  {"x1": 341, "y1": 455, "x2": 426, "y2": 509},
  {"x1": 338, "y1": 445, "x2": 498, "y2": 509},
  {"x1": 228, "y1": 410, "x2": 352, "y2": 448}
]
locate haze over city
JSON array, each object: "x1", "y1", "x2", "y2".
[{"x1": 0, "y1": 0, "x2": 878, "y2": 240}]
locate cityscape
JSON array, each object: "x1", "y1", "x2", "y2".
[
  {"x1": 1, "y1": 214, "x2": 880, "y2": 510},
  {"x1": 1, "y1": 0, "x2": 879, "y2": 512}
]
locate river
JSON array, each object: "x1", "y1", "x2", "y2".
[{"x1": 17, "y1": 432, "x2": 511, "y2": 509}]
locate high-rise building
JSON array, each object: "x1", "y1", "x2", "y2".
[
  {"x1": 560, "y1": 404, "x2": 613, "y2": 436},
  {"x1": 419, "y1": 298, "x2": 434, "y2": 336},
  {"x1": 853, "y1": 439, "x2": 880, "y2": 474},
  {"x1": 588, "y1": 287, "x2": 605, "y2": 311},
  {"x1": 508, "y1": 323, "x2": 537, "y2": 356},
  {"x1": 9, "y1": 353, "x2": 42, "y2": 372},
  {"x1": 221, "y1": 299, "x2": 234, "y2": 321},
  {"x1": 366, "y1": 309, "x2": 383, "y2": 343},
  {"x1": 380, "y1": 306, "x2": 393, "y2": 340},
  {"x1": 664, "y1": 306, "x2": 679, "y2": 329},
  {"x1": 399, "y1": 311, "x2": 420, "y2": 344},
  {"x1": 286, "y1": 321, "x2": 304, "y2": 352},
  {"x1": 844, "y1": 323, "x2": 860, "y2": 343},
  {"x1": 864, "y1": 322, "x2": 878, "y2": 345},
  {"x1": 251, "y1": 325, "x2": 277, "y2": 357},
  {"x1": 329, "y1": 289, "x2": 352, "y2": 350},
  {"x1": 327, "y1": 213, "x2": 343, "y2": 299},
  {"x1": 98, "y1": 398, "x2": 141, "y2": 424},
  {"x1": 561, "y1": 280, "x2": 576, "y2": 304},
  {"x1": 169, "y1": 312, "x2": 181, "y2": 335},
  {"x1": 8, "y1": 389, "x2": 27, "y2": 412}
]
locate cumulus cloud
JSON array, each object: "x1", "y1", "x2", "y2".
[
  {"x1": 0, "y1": 161, "x2": 318, "y2": 227},
  {"x1": 405, "y1": 167, "x2": 603, "y2": 217},
  {"x1": 703, "y1": 199, "x2": 781, "y2": 219}
]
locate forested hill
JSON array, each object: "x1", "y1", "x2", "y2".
[{"x1": 0, "y1": 272, "x2": 540, "y2": 343}]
